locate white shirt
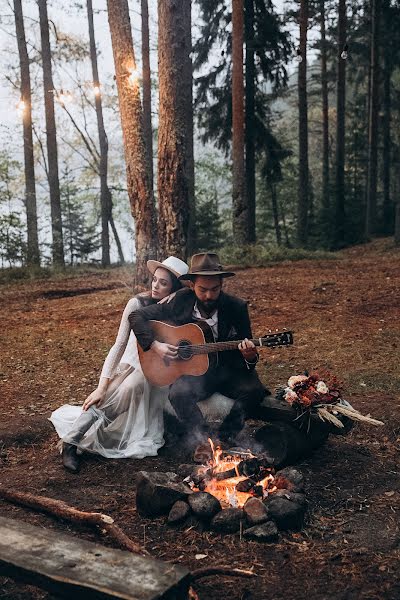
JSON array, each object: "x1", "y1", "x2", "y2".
[{"x1": 192, "y1": 302, "x2": 218, "y2": 340}]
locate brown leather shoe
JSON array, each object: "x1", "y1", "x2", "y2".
[{"x1": 62, "y1": 443, "x2": 80, "y2": 473}]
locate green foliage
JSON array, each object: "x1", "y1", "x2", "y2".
[{"x1": 217, "y1": 243, "x2": 336, "y2": 267}]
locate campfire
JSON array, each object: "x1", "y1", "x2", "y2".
[{"x1": 187, "y1": 439, "x2": 277, "y2": 508}]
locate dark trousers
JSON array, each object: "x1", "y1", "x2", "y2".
[{"x1": 168, "y1": 365, "x2": 266, "y2": 438}]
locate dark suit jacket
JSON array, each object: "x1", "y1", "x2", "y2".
[{"x1": 128, "y1": 288, "x2": 258, "y2": 372}]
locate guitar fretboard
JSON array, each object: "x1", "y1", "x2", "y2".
[{"x1": 185, "y1": 332, "x2": 293, "y2": 355}]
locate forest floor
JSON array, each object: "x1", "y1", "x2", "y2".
[{"x1": 0, "y1": 239, "x2": 399, "y2": 600}]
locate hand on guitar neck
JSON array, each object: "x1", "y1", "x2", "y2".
[{"x1": 238, "y1": 338, "x2": 258, "y2": 363}]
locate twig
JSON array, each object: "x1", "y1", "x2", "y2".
[
  {"x1": 0, "y1": 487, "x2": 148, "y2": 556},
  {"x1": 191, "y1": 566, "x2": 256, "y2": 581}
]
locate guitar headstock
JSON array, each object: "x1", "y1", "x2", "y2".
[{"x1": 261, "y1": 330, "x2": 293, "y2": 347}]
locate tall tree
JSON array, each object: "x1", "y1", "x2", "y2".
[
  {"x1": 297, "y1": 0, "x2": 309, "y2": 247},
  {"x1": 183, "y1": 0, "x2": 196, "y2": 255},
  {"x1": 232, "y1": 0, "x2": 247, "y2": 242},
  {"x1": 157, "y1": 0, "x2": 190, "y2": 258},
  {"x1": 87, "y1": 0, "x2": 112, "y2": 267},
  {"x1": 319, "y1": 0, "x2": 330, "y2": 239},
  {"x1": 365, "y1": 0, "x2": 381, "y2": 239},
  {"x1": 107, "y1": 0, "x2": 157, "y2": 284},
  {"x1": 245, "y1": 0, "x2": 255, "y2": 242},
  {"x1": 38, "y1": 0, "x2": 64, "y2": 266},
  {"x1": 14, "y1": 0, "x2": 40, "y2": 266},
  {"x1": 141, "y1": 0, "x2": 153, "y2": 193},
  {"x1": 333, "y1": 0, "x2": 347, "y2": 248}
]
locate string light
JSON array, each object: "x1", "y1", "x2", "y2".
[
  {"x1": 93, "y1": 84, "x2": 101, "y2": 97},
  {"x1": 16, "y1": 98, "x2": 26, "y2": 116},
  {"x1": 56, "y1": 89, "x2": 73, "y2": 105},
  {"x1": 341, "y1": 43, "x2": 349, "y2": 60},
  {"x1": 296, "y1": 48, "x2": 303, "y2": 63}
]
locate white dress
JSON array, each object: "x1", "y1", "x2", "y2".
[{"x1": 49, "y1": 297, "x2": 168, "y2": 459}]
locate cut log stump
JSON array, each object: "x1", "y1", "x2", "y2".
[{"x1": 0, "y1": 516, "x2": 190, "y2": 600}]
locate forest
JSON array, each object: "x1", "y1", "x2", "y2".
[
  {"x1": 0, "y1": 0, "x2": 399, "y2": 279},
  {"x1": 0, "y1": 2, "x2": 399, "y2": 600}
]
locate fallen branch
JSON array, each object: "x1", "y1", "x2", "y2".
[
  {"x1": 0, "y1": 487, "x2": 148, "y2": 556},
  {"x1": 191, "y1": 566, "x2": 256, "y2": 581}
]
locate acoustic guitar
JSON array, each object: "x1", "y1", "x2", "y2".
[{"x1": 137, "y1": 320, "x2": 293, "y2": 386}]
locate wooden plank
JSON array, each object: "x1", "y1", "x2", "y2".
[{"x1": 0, "y1": 516, "x2": 190, "y2": 600}]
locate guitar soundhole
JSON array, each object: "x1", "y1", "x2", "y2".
[{"x1": 178, "y1": 340, "x2": 193, "y2": 361}]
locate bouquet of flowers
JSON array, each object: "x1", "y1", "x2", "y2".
[{"x1": 279, "y1": 371, "x2": 383, "y2": 429}]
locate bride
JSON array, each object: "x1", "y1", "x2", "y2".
[{"x1": 50, "y1": 256, "x2": 189, "y2": 473}]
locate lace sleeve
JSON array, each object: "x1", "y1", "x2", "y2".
[{"x1": 100, "y1": 297, "x2": 140, "y2": 380}]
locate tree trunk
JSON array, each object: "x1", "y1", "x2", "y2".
[
  {"x1": 334, "y1": 0, "x2": 347, "y2": 249},
  {"x1": 157, "y1": 0, "x2": 190, "y2": 258},
  {"x1": 297, "y1": 0, "x2": 309, "y2": 247},
  {"x1": 109, "y1": 210, "x2": 125, "y2": 264},
  {"x1": 382, "y1": 36, "x2": 392, "y2": 234},
  {"x1": 14, "y1": 0, "x2": 40, "y2": 267},
  {"x1": 38, "y1": 0, "x2": 64, "y2": 267},
  {"x1": 270, "y1": 182, "x2": 281, "y2": 246},
  {"x1": 232, "y1": 0, "x2": 247, "y2": 244},
  {"x1": 320, "y1": 0, "x2": 330, "y2": 242},
  {"x1": 183, "y1": 0, "x2": 196, "y2": 255},
  {"x1": 107, "y1": 0, "x2": 157, "y2": 285},
  {"x1": 395, "y1": 199, "x2": 400, "y2": 246},
  {"x1": 87, "y1": 0, "x2": 111, "y2": 267},
  {"x1": 245, "y1": 0, "x2": 256, "y2": 243},
  {"x1": 365, "y1": 0, "x2": 381, "y2": 239},
  {"x1": 141, "y1": 0, "x2": 154, "y2": 195}
]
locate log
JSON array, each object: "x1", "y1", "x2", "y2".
[
  {"x1": 0, "y1": 487, "x2": 146, "y2": 556},
  {"x1": 0, "y1": 516, "x2": 190, "y2": 599}
]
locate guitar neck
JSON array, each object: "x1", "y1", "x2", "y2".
[{"x1": 189, "y1": 333, "x2": 292, "y2": 355}]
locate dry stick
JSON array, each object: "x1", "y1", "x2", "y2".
[
  {"x1": 0, "y1": 487, "x2": 148, "y2": 556},
  {"x1": 191, "y1": 566, "x2": 256, "y2": 581}
]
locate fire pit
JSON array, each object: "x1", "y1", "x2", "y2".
[{"x1": 135, "y1": 439, "x2": 308, "y2": 542}]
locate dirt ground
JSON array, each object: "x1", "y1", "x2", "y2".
[{"x1": 0, "y1": 239, "x2": 399, "y2": 600}]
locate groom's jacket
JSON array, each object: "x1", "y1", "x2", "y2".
[{"x1": 128, "y1": 287, "x2": 258, "y2": 372}]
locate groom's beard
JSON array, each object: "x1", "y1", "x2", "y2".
[{"x1": 196, "y1": 296, "x2": 220, "y2": 316}]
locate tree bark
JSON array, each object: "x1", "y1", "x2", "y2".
[
  {"x1": 382, "y1": 32, "x2": 392, "y2": 234},
  {"x1": 107, "y1": 0, "x2": 157, "y2": 285},
  {"x1": 320, "y1": 0, "x2": 330, "y2": 241},
  {"x1": 245, "y1": 0, "x2": 256, "y2": 243},
  {"x1": 334, "y1": 0, "x2": 347, "y2": 249},
  {"x1": 157, "y1": 0, "x2": 190, "y2": 258},
  {"x1": 38, "y1": 0, "x2": 64, "y2": 266},
  {"x1": 232, "y1": 0, "x2": 247, "y2": 243},
  {"x1": 109, "y1": 210, "x2": 125, "y2": 264},
  {"x1": 270, "y1": 182, "x2": 281, "y2": 246},
  {"x1": 141, "y1": 0, "x2": 154, "y2": 194},
  {"x1": 14, "y1": 0, "x2": 40, "y2": 267},
  {"x1": 297, "y1": 0, "x2": 309, "y2": 247},
  {"x1": 365, "y1": 0, "x2": 381, "y2": 239},
  {"x1": 183, "y1": 0, "x2": 196, "y2": 255},
  {"x1": 87, "y1": 0, "x2": 111, "y2": 267}
]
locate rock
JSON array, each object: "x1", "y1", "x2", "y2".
[
  {"x1": 273, "y1": 489, "x2": 307, "y2": 507},
  {"x1": 211, "y1": 508, "x2": 244, "y2": 534},
  {"x1": 274, "y1": 467, "x2": 305, "y2": 492},
  {"x1": 136, "y1": 471, "x2": 192, "y2": 518},
  {"x1": 243, "y1": 497, "x2": 269, "y2": 526},
  {"x1": 187, "y1": 492, "x2": 221, "y2": 520},
  {"x1": 264, "y1": 496, "x2": 306, "y2": 531},
  {"x1": 167, "y1": 501, "x2": 191, "y2": 525},
  {"x1": 243, "y1": 521, "x2": 279, "y2": 543}
]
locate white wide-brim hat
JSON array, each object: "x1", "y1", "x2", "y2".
[{"x1": 147, "y1": 256, "x2": 189, "y2": 279}]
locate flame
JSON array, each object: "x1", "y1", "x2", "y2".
[{"x1": 193, "y1": 438, "x2": 276, "y2": 508}]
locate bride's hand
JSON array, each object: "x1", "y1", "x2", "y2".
[
  {"x1": 158, "y1": 291, "x2": 176, "y2": 305},
  {"x1": 82, "y1": 389, "x2": 105, "y2": 411}
]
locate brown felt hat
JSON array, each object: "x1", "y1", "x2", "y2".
[{"x1": 179, "y1": 252, "x2": 235, "y2": 280}]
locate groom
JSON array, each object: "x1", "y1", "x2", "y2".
[{"x1": 129, "y1": 252, "x2": 268, "y2": 446}]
